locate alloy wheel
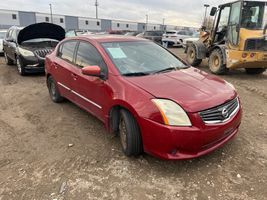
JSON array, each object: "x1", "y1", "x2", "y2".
[{"x1": 17, "y1": 57, "x2": 22, "y2": 74}]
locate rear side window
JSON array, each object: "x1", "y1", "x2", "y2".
[
  {"x1": 58, "y1": 41, "x2": 77, "y2": 63},
  {"x1": 75, "y1": 42, "x2": 107, "y2": 70}
]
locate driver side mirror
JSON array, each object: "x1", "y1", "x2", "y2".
[
  {"x1": 210, "y1": 7, "x2": 217, "y2": 16},
  {"x1": 81, "y1": 65, "x2": 105, "y2": 79}
]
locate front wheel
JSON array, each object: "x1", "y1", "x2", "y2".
[
  {"x1": 245, "y1": 68, "x2": 266, "y2": 75},
  {"x1": 47, "y1": 76, "x2": 64, "y2": 103},
  {"x1": 187, "y1": 45, "x2": 202, "y2": 66},
  {"x1": 119, "y1": 109, "x2": 143, "y2": 157},
  {"x1": 208, "y1": 49, "x2": 228, "y2": 75},
  {"x1": 16, "y1": 56, "x2": 26, "y2": 76}
]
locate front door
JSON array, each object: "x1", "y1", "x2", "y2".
[
  {"x1": 70, "y1": 41, "x2": 109, "y2": 121},
  {"x1": 227, "y1": 1, "x2": 242, "y2": 47}
]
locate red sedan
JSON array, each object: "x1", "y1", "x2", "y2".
[{"x1": 45, "y1": 35, "x2": 242, "y2": 160}]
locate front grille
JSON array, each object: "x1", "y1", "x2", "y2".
[
  {"x1": 199, "y1": 98, "x2": 239, "y2": 124},
  {"x1": 34, "y1": 49, "x2": 52, "y2": 58},
  {"x1": 244, "y1": 38, "x2": 267, "y2": 51}
]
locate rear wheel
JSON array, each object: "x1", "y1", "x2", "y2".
[
  {"x1": 208, "y1": 49, "x2": 228, "y2": 75},
  {"x1": 47, "y1": 76, "x2": 64, "y2": 103},
  {"x1": 119, "y1": 109, "x2": 143, "y2": 157},
  {"x1": 187, "y1": 45, "x2": 202, "y2": 66},
  {"x1": 245, "y1": 68, "x2": 266, "y2": 75},
  {"x1": 16, "y1": 56, "x2": 26, "y2": 76},
  {"x1": 4, "y1": 52, "x2": 13, "y2": 65}
]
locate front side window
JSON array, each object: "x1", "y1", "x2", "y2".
[
  {"x1": 241, "y1": 1, "x2": 266, "y2": 29},
  {"x1": 102, "y1": 41, "x2": 187, "y2": 75},
  {"x1": 75, "y1": 42, "x2": 106, "y2": 70},
  {"x1": 58, "y1": 41, "x2": 77, "y2": 63},
  {"x1": 11, "y1": 29, "x2": 17, "y2": 40}
]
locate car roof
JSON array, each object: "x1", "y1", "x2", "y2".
[{"x1": 73, "y1": 34, "x2": 148, "y2": 43}]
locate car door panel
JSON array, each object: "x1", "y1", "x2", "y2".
[
  {"x1": 52, "y1": 57, "x2": 75, "y2": 100},
  {"x1": 70, "y1": 41, "x2": 110, "y2": 121},
  {"x1": 51, "y1": 40, "x2": 78, "y2": 101},
  {"x1": 69, "y1": 67, "x2": 106, "y2": 121}
]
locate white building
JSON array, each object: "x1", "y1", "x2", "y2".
[{"x1": 78, "y1": 17, "x2": 101, "y2": 31}]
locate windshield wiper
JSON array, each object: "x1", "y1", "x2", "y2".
[
  {"x1": 152, "y1": 67, "x2": 177, "y2": 74},
  {"x1": 123, "y1": 72, "x2": 150, "y2": 77}
]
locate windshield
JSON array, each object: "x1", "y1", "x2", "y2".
[
  {"x1": 241, "y1": 1, "x2": 267, "y2": 29},
  {"x1": 102, "y1": 41, "x2": 187, "y2": 76},
  {"x1": 0, "y1": 32, "x2": 6, "y2": 39}
]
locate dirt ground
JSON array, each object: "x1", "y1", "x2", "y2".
[{"x1": 0, "y1": 49, "x2": 266, "y2": 200}]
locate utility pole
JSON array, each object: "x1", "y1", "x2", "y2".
[
  {"x1": 95, "y1": 0, "x2": 99, "y2": 19},
  {"x1": 203, "y1": 4, "x2": 210, "y2": 27},
  {"x1": 162, "y1": 18, "x2": 165, "y2": 31},
  {"x1": 146, "y1": 14, "x2": 148, "y2": 31},
  {"x1": 49, "y1": 4, "x2": 53, "y2": 23}
]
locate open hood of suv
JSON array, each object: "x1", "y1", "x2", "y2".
[{"x1": 17, "y1": 22, "x2": 65, "y2": 44}]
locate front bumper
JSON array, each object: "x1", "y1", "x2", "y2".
[
  {"x1": 19, "y1": 55, "x2": 45, "y2": 73},
  {"x1": 139, "y1": 107, "x2": 242, "y2": 160},
  {"x1": 162, "y1": 38, "x2": 182, "y2": 46}
]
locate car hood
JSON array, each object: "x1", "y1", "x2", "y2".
[
  {"x1": 126, "y1": 67, "x2": 236, "y2": 113},
  {"x1": 17, "y1": 22, "x2": 65, "y2": 45}
]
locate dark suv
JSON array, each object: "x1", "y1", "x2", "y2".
[{"x1": 3, "y1": 23, "x2": 65, "y2": 75}]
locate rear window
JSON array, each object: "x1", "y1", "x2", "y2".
[{"x1": 58, "y1": 41, "x2": 77, "y2": 63}]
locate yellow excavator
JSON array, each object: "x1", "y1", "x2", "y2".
[{"x1": 186, "y1": 0, "x2": 267, "y2": 75}]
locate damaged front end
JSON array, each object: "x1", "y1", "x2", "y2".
[{"x1": 16, "y1": 23, "x2": 65, "y2": 73}]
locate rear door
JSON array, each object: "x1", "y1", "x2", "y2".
[
  {"x1": 69, "y1": 41, "x2": 109, "y2": 121},
  {"x1": 52, "y1": 40, "x2": 78, "y2": 100}
]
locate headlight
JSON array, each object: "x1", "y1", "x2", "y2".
[
  {"x1": 152, "y1": 99, "x2": 192, "y2": 126},
  {"x1": 18, "y1": 47, "x2": 34, "y2": 57}
]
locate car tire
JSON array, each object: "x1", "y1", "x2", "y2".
[
  {"x1": 245, "y1": 68, "x2": 266, "y2": 75},
  {"x1": 4, "y1": 52, "x2": 13, "y2": 65},
  {"x1": 16, "y1": 56, "x2": 26, "y2": 76},
  {"x1": 187, "y1": 45, "x2": 202, "y2": 66},
  {"x1": 119, "y1": 109, "x2": 143, "y2": 157},
  {"x1": 208, "y1": 49, "x2": 228, "y2": 75},
  {"x1": 47, "y1": 76, "x2": 64, "y2": 103}
]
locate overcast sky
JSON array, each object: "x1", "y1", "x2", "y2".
[{"x1": 0, "y1": 0, "x2": 231, "y2": 27}]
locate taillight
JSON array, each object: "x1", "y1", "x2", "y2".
[
  {"x1": 242, "y1": 53, "x2": 248, "y2": 58},
  {"x1": 250, "y1": 53, "x2": 255, "y2": 58}
]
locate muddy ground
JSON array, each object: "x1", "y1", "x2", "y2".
[{"x1": 0, "y1": 48, "x2": 266, "y2": 200}]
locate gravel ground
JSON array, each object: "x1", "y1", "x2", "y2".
[{"x1": 0, "y1": 49, "x2": 266, "y2": 200}]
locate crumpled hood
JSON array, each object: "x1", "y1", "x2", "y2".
[
  {"x1": 17, "y1": 22, "x2": 65, "y2": 44},
  {"x1": 126, "y1": 67, "x2": 237, "y2": 113}
]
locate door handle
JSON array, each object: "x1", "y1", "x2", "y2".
[
  {"x1": 71, "y1": 73, "x2": 78, "y2": 80},
  {"x1": 54, "y1": 63, "x2": 60, "y2": 69}
]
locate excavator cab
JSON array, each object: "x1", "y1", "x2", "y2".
[{"x1": 186, "y1": 0, "x2": 267, "y2": 75}]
